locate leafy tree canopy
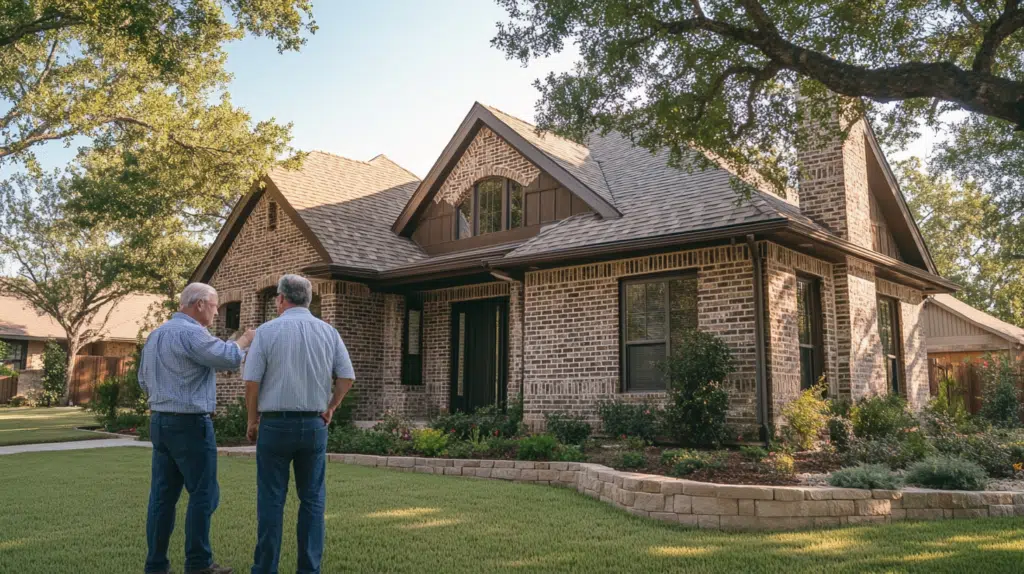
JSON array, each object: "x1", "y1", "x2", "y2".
[{"x1": 493, "y1": 0, "x2": 1024, "y2": 195}]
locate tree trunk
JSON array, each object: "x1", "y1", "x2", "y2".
[{"x1": 62, "y1": 336, "x2": 81, "y2": 406}]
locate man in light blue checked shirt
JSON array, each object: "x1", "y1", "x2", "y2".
[
  {"x1": 139, "y1": 283, "x2": 254, "y2": 574},
  {"x1": 243, "y1": 274, "x2": 354, "y2": 574}
]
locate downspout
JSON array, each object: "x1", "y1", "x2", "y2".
[
  {"x1": 489, "y1": 269, "x2": 526, "y2": 414},
  {"x1": 746, "y1": 235, "x2": 771, "y2": 445}
]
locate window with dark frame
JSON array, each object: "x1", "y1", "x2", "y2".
[
  {"x1": 877, "y1": 296, "x2": 903, "y2": 395},
  {"x1": 309, "y1": 293, "x2": 322, "y2": 319},
  {"x1": 620, "y1": 274, "x2": 698, "y2": 392},
  {"x1": 402, "y1": 297, "x2": 424, "y2": 385},
  {"x1": 796, "y1": 276, "x2": 825, "y2": 390},
  {"x1": 455, "y1": 178, "x2": 524, "y2": 239},
  {"x1": 223, "y1": 302, "x2": 241, "y2": 333},
  {"x1": 261, "y1": 288, "x2": 279, "y2": 324},
  {"x1": 267, "y1": 200, "x2": 278, "y2": 231},
  {"x1": 1, "y1": 338, "x2": 27, "y2": 371}
]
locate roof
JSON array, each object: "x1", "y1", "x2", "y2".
[
  {"x1": 0, "y1": 294, "x2": 162, "y2": 342},
  {"x1": 927, "y1": 294, "x2": 1024, "y2": 347}
]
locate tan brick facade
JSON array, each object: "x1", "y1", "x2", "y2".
[{"x1": 435, "y1": 126, "x2": 540, "y2": 207}]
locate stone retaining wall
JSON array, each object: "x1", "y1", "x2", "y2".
[{"x1": 219, "y1": 450, "x2": 1024, "y2": 531}]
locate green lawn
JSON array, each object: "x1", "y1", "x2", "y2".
[
  {"x1": 2, "y1": 449, "x2": 1024, "y2": 573},
  {"x1": 0, "y1": 407, "x2": 103, "y2": 446}
]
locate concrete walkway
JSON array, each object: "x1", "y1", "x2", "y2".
[{"x1": 0, "y1": 438, "x2": 151, "y2": 456}]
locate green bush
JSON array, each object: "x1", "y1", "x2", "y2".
[
  {"x1": 108, "y1": 412, "x2": 148, "y2": 433},
  {"x1": 758, "y1": 452, "x2": 795, "y2": 476},
  {"x1": 781, "y1": 381, "x2": 829, "y2": 450},
  {"x1": 7, "y1": 395, "x2": 29, "y2": 407},
  {"x1": 905, "y1": 456, "x2": 988, "y2": 491},
  {"x1": 977, "y1": 354, "x2": 1022, "y2": 428},
  {"x1": 828, "y1": 416, "x2": 854, "y2": 452},
  {"x1": 483, "y1": 437, "x2": 518, "y2": 459},
  {"x1": 411, "y1": 428, "x2": 449, "y2": 457},
  {"x1": 444, "y1": 440, "x2": 474, "y2": 459},
  {"x1": 739, "y1": 445, "x2": 768, "y2": 462},
  {"x1": 212, "y1": 398, "x2": 248, "y2": 439},
  {"x1": 827, "y1": 397, "x2": 853, "y2": 419},
  {"x1": 662, "y1": 449, "x2": 726, "y2": 477},
  {"x1": 596, "y1": 401, "x2": 660, "y2": 442},
  {"x1": 91, "y1": 379, "x2": 122, "y2": 427},
  {"x1": 663, "y1": 330, "x2": 734, "y2": 447},
  {"x1": 544, "y1": 412, "x2": 592, "y2": 445},
  {"x1": 616, "y1": 451, "x2": 646, "y2": 469},
  {"x1": 931, "y1": 431, "x2": 1022, "y2": 478},
  {"x1": 554, "y1": 444, "x2": 588, "y2": 462},
  {"x1": 40, "y1": 341, "x2": 67, "y2": 406},
  {"x1": 328, "y1": 427, "x2": 405, "y2": 455},
  {"x1": 845, "y1": 432, "x2": 935, "y2": 470},
  {"x1": 0, "y1": 341, "x2": 15, "y2": 377},
  {"x1": 517, "y1": 434, "x2": 558, "y2": 461},
  {"x1": 430, "y1": 404, "x2": 521, "y2": 441},
  {"x1": 851, "y1": 394, "x2": 915, "y2": 440},
  {"x1": 927, "y1": 376, "x2": 969, "y2": 424},
  {"x1": 828, "y1": 464, "x2": 903, "y2": 490}
]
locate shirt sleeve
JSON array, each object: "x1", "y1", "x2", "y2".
[
  {"x1": 182, "y1": 327, "x2": 243, "y2": 371},
  {"x1": 137, "y1": 342, "x2": 149, "y2": 395},
  {"x1": 242, "y1": 329, "x2": 267, "y2": 383},
  {"x1": 333, "y1": 331, "x2": 355, "y2": 380}
]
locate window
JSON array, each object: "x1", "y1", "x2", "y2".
[
  {"x1": 267, "y1": 200, "x2": 278, "y2": 231},
  {"x1": 222, "y1": 301, "x2": 241, "y2": 334},
  {"x1": 402, "y1": 297, "x2": 423, "y2": 385},
  {"x1": 621, "y1": 274, "x2": 698, "y2": 391},
  {"x1": 261, "y1": 288, "x2": 279, "y2": 323},
  {"x1": 877, "y1": 296, "x2": 902, "y2": 395},
  {"x1": 455, "y1": 178, "x2": 525, "y2": 238},
  {"x1": 309, "y1": 293, "x2": 322, "y2": 319},
  {"x1": 796, "y1": 276, "x2": 824, "y2": 390},
  {"x1": 1, "y1": 339, "x2": 27, "y2": 371}
]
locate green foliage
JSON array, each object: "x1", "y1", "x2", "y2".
[
  {"x1": 327, "y1": 427, "x2": 405, "y2": 456},
  {"x1": 827, "y1": 398, "x2": 854, "y2": 419},
  {"x1": 663, "y1": 330, "x2": 734, "y2": 447},
  {"x1": 0, "y1": 341, "x2": 14, "y2": 377},
  {"x1": 828, "y1": 464, "x2": 903, "y2": 490},
  {"x1": 91, "y1": 379, "x2": 122, "y2": 427},
  {"x1": 739, "y1": 445, "x2": 768, "y2": 462},
  {"x1": 430, "y1": 405, "x2": 521, "y2": 441},
  {"x1": 758, "y1": 453, "x2": 795, "y2": 477},
  {"x1": 7, "y1": 396, "x2": 29, "y2": 407},
  {"x1": 781, "y1": 382, "x2": 829, "y2": 451},
  {"x1": 330, "y1": 389, "x2": 358, "y2": 429},
  {"x1": 544, "y1": 412, "x2": 592, "y2": 445},
  {"x1": 618, "y1": 435, "x2": 648, "y2": 451},
  {"x1": 905, "y1": 456, "x2": 988, "y2": 491},
  {"x1": 517, "y1": 434, "x2": 559, "y2": 461},
  {"x1": 411, "y1": 428, "x2": 449, "y2": 457},
  {"x1": 107, "y1": 412, "x2": 148, "y2": 433},
  {"x1": 212, "y1": 398, "x2": 248, "y2": 439},
  {"x1": 661, "y1": 449, "x2": 726, "y2": 477},
  {"x1": 443, "y1": 440, "x2": 475, "y2": 459},
  {"x1": 927, "y1": 376, "x2": 969, "y2": 425},
  {"x1": 851, "y1": 394, "x2": 916, "y2": 440},
  {"x1": 39, "y1": 341, "x2": 67, "y2": 406},
  {"x1": 931, "y1": 431, "x2": 1024, "y2": 479},
  {"x1": 828, "y1": 416, "x2": 854, "y2": 453},
  {"x1": 845, "y1": 432, "x2": 936, "y2": 470},
  {"x1": 977, "y1": 354, "x2": 1022, "y2": 428},
  {"x1": 553, "y1": 444, "x2": 588, "y2": 462},
  {"x1": 596, "y1": 401, "x2": 660, "y2": 443},
  {"x1": 616, "y1": 451, "x2": 646, "y2": 470}
]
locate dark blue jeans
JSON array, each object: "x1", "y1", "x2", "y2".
[
  {"x1": 146, "y1": 412, "x2": 220, "y2": 573},
  {"x1": 252, "y1": 416, "x2": 328, "y2": 574}
]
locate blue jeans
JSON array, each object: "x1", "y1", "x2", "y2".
[
  {"x1": 146, "y1": 412, "x2": 220, "y2": 573},
  {"x1": 252, "y1": 416, "x2": 328, "y2": 574}
]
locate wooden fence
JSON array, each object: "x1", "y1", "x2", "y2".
[
  {"x1": 928, "y1": 358, "x2": 1024, "y2": 419},
  {"x1": 0, "y1": 375, "x2": 16, "y2": 403},
  {"x1": 69, "y1": 355, "x2": 130, "y2": 404}
]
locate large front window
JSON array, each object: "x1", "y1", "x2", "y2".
[
  {"x1": 620, "y1": 274, "x2": 698, "y2": 391},
  {"x1": 796, "y1": 276, "x2": 824, "y2": 390},
  {"x1": 1, "y1": 339, "x2": 27, "y2": 371},
  {"x1": 455, "y1": 178, "x2": 524, "y2": 238},
  {"x1": 877, "y1": 296, "x2": 902, "y2": 394}
]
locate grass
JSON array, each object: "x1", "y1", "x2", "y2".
[
  {"x1": 0, "y1": 407, "x2": 103, "y2": 446},
  {"x1": 2, "y1": 449, "x2": 1024, "y2": 573}
]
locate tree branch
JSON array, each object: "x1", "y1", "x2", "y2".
[
  {"x1": 0, "y1": 12, "x2": 82, "y2": 48},
  {"x1": 972, "y1": 0, "x2": 1024, "y2": 72}
]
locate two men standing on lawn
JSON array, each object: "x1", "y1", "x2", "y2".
[{"x1": 140, "y1": 275, "x2": 355, "y2": 574}]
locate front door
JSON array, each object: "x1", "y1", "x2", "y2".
[{"x1": 450, "y1": 297, "x2": 508, "y2": 413}]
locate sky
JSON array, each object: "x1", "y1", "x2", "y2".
[{"x1": 30, "y1": 0, "x2": 935, "y2": 177}]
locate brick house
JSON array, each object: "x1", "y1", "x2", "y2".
[{"x1": 191, "y1": 103, "x2": 956, "y2": 435}]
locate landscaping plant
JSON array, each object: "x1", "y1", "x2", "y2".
[
  {"x1": 661, "y1": 449, "x2": 726, "y2": 477},
  {"x1": 905, "y1": 455, "x2": 988, "y2": 491},
  {"x1": 663, "y1": 330, "x2": 734, "y2": 447},
  {"x1": 851, "y1": 394, "x2": 916, "y2": 440},
  {"x1": 212, "y1": 398, "x2": 249, "y2": 440},
  {"x1": 828, "y1": 464, "x2": 903, "y2": 490},
  {"x1": 780, "y1": 381, "x2": 829, "y2": 450},
  {"x1": 827, "y1": 416, "x2": 854, "y2": 453},
  {"x1": 596, "y1": 401, "x2": 660, "y2": 443},
  {"x1": 616, "y1": 451, "x2": 646, "y2": 469},
  {"x1": 554, "y1": 444, "x2": 588, "y2": 462},
  {"x1": 739, "y1": 445, "x2": 769, "y2": 463},
  {"x1": 845, "y1": 432, "x2": 935, "y2": 470},
  {"x1": 977, "y1": 354, "x2": 1022, "y2": 428},
  {"x1": 517, "y1": 434, "x2": 558, "y2": 461},
  {"x1": 758, "y1": 452, "x2": 795, "y2": 477},
  {"x1": 40, "y1": 341, "x2": 67, "y2": 407},
  {"x1": 411, "y1": 428, "x2": 449, "y2": 457},
  {"x1": 544, "y1": 412, "x2": 592, "y2": 445}
]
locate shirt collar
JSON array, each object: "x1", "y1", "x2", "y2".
[
  {"x1": 282, "y1": 307, "x2": 312, "y2": 316},
  {"x1": 173, "y1": 312, "x2": 201, "y2": 326}
]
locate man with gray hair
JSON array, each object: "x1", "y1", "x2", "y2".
[
  {"x1": 139, "y1": 282, "x2": 255, "y2": 574},
  {"x1": 243, "y1": 274, "x2": 354, "y2": 574}
]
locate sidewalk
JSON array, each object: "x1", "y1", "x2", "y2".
[{"x1": 0, "y1": 438, "x2": 151, "y2": 456}]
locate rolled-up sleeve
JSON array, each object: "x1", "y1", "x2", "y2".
[
  {"x1": 242, "y1": 330, "x2": 267, "y2": 383},
  {"x1": 183, "y1": 328, "x2": 243, "y2": 371},
  {"x1": 333, "y1": 332, "x2": 355, "y2": 380}
]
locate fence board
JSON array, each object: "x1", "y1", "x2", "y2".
[
  {"x1": 929, "y1": 357, "x2": 1023, "y2": 420},
  {"x1": 70, "y1": 356, "x2": 129, "y2": 404},
  {"x1": 0, "y1": 375, "x2": 16, "y2": 403}
]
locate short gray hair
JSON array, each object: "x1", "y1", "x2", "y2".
[
  {"x1": 180, "y1": 283, "x2": 217, "y2": 309},
  {"x1": 278, "y1": 274, "x2": 312, "y2": 307}
]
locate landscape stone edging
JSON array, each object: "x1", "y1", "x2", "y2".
[{"x1": 218, "y1": 449, "x2": 1024, "y2": 531}]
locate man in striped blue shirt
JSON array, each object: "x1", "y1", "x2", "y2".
[
  {"x1": 139, "y1": 283, "x2": 254, "y2": 574},
  {"x1": 243, "y1": 274, "x2": 354, "y2": 574}
]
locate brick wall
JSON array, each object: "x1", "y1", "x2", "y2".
[
  {"x1": 877, "y1": 279, "x2": 929, "y2": 409},
  {"x1": 435, "y1": 126, "x2": 540, "y2": 206}
]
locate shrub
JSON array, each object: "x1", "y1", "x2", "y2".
[
  {"x1": 845, "y1": 432, "x2": 935, "y2": 470},
  {"x1": 758, "y1": 452, "x2": 795, "y2": 476},
  {"x1": 376, "y1": 410, "x2": 413, "y2": 436},
  {"x1": 977, "y1": 354, "x2": 1022, "y2": 428},
  {"x1": 827, "y1": 397, "x2": 853, "y2": 419},
  {"x1": 739, "y1": 445, "x2": 769, "y2": 462},
  {"x1": 905, "y1": 456, "x2": 988, "y2": 491},
  {"x1": 544, "y1": 412, "x2": 592, "y2": 445},
  {"x1": 0, "y1": 341, "x2": 14, "y2": 377},
  {"x1": 663, "y1": 330, "x2": 734, "y2": 447},
  {"x1": 827, "y1": 416, "x2": 854, "y2": 452},
  {"x1": 430, "y1": 405, "x2": 520, "y2": 441},
  {"x1": 931, "y1": 432, "x2": 1022, "y2": 478},
  {"x1": 662, "y1": 449, "x2": 726, "y2": 477},
  {"x1": 596, "y1": 401, "x2": 660, "y2": 443},
  {"x1": 554, "y1": 444, "x2": 588, "y2": 462},
  {"x1": 108, "y1": 412, "x2": 148, "y2": 433},
  {"x1": 616, "y1": 451, "x2": 646, "y2": 469},
  {"x1": 483, "y1": 437, "x2": 518, "y2": 459},
  {"x1": 7, "y1": 395, "x2": 29, "y2": 407},
  {"x1": 328, "y1": 427, "x2": 402, "y2": 455},
  {"x1": 618, "y1": 435, "x2": 648, "y2": 451},
  {"x1": 411, "y1": 428, "x2": 449, "y2": 457},
  {"x1": 40, "y1": 341, "x2": 67, "y2": 406},
  {"x1": 828, "y1": 464, "x2": 903, "y2": 490},
  {"x1": 927, "y1": 376, "x2": 969, "y2": 424},
  {"x1": 91, "y1": 379, "x2": 122, "y2": 427},
  {"x1": 443, "y1": 440, "x2": 474, "y2": 459},
  {"x1": 851, "y1": 394, "x2": 915, "y2": 440},
  {"x1": 780, "y1": 381, "x2": 829, "y2": 450},
  {"x1": 212, "y1": 398, "x2": 248, "y2": 439},
  {"x1": 517, "y1": 434, "x2": 558, "y2": 461}
]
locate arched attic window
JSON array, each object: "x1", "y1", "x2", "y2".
[{"x1": 455, "y1": 177, "x2": 524, "y2": 239}]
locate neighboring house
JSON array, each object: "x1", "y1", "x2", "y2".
[
  {"x1": 0, "y1": 294, "x2": 161, "y2": 395},
  {"x1": 192, "y1": 103, "x2": 956, "y2": 434},
  {"x1": 924, "y1": 294, "x2": 1024, "y2": 366}
]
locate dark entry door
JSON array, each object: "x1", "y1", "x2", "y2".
[{"x1": 450, "y1": 297, "x2": 508, "y2": 413}]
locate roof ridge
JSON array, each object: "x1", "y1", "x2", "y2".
[{"x1": 368, "y1": 154, "x2": 421, "y2": 181}]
